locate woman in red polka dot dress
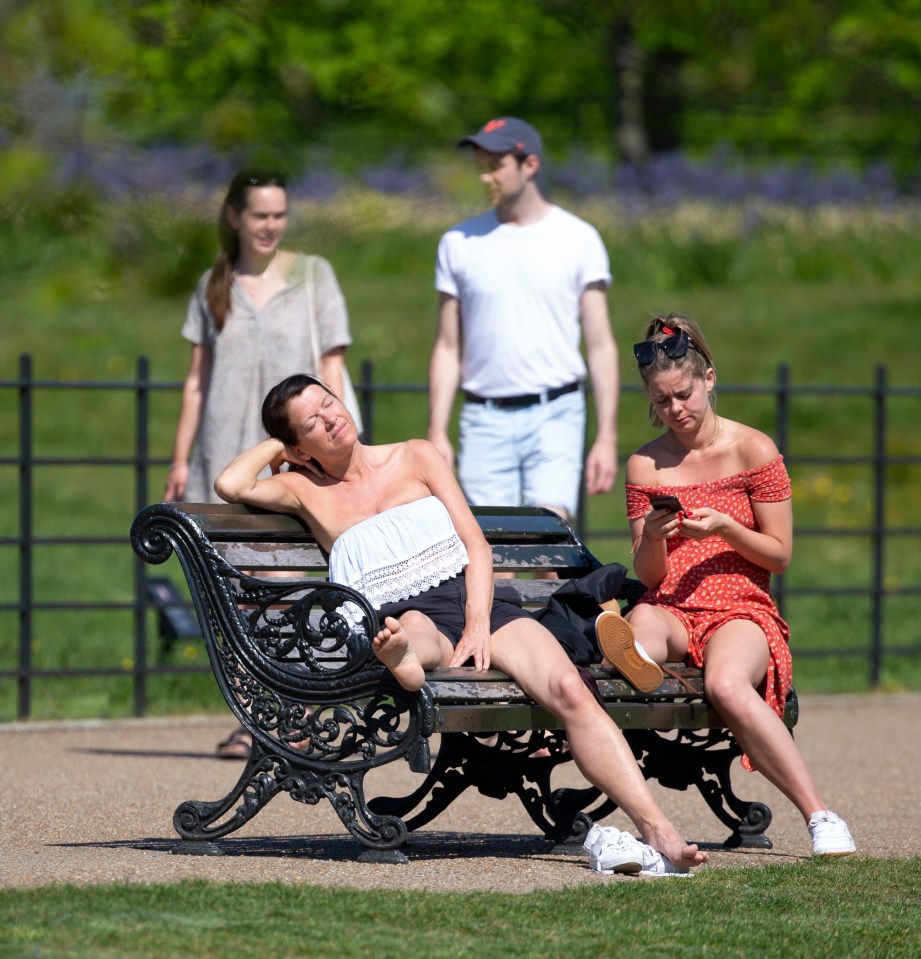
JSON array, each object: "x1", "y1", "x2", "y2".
[{"x1": 598, "y1": 312, "x2": 855, "y2": 858}]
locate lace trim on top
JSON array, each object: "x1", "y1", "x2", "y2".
[{"x1": 329, "y1": 496, "x2": 469, "y2": 609}]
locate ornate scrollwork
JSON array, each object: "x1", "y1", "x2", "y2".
[
  {"x1": 173, "y1": 747, "x2": 409, "y2": 852},
  {"x1": 233, "y1": 576, "x2": 378, "y2": 679},
  {"x1": 210, "y1": 638, "x2": 430, "y2": 771},
  {"x1": 131, "y1": 504, "x2": 436, "y2": 779},
  {"x1": 625, "y1": 727, "x2": 774, "y2": 846}
]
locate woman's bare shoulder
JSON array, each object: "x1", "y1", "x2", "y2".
[
  {"x1": 368, "y1": 437, "x2": 438, "y2": 462},
  {"x1": 625, "y1": 438, "x2": 668, "y2": 485},
  {"x1": 354, "y1": 438, "x2": 434, "y2": 476},
  {"x1": 725, "y1": 420, "x2": 779, "y2": 468}
]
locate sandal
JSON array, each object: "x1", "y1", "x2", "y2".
[{"x1": 215, "y1": 726, "x2": 252, "y2": 760}]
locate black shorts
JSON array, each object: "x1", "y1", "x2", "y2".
[{"x1": 377, "y1": 574, "x2": 527, "y2": 647}]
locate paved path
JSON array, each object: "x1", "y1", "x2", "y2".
[{"x1": 1, "y1": 694, "x2": 918, "y2": 892}]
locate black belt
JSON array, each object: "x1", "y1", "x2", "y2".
[{"x1": 463, "y1": 380, "x2": 581, "y2": 409}]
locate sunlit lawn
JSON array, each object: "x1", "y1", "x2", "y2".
[
  {"x1": 1, "y1": 860, "x2": 919, "y2": 959},
  {"x1": 0, "y1": 193, "x2": 919, "y2": 719}
]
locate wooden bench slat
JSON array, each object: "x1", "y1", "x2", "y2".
[
  {"x1": 433, "y1": 701, "x2": 720, "y2": 733},
  {"x1": 177, "y1": 502, "x2": 590, "y2": 549},
  {"x1": 423, "y1": 664, "x2": 704, "y2": 698},
  {"x1": 186, "y1": 499, "x2": 596, "y2": 576},
  {"x1": 211, "y1": 542, "x2": 593, "y2": 575},
  {"x1": 215, "y1": 543, "x2": 329, "y2": 569}
]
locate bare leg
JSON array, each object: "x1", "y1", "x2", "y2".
[
  {"x1": 372, "y1": 610, "x2": 454, "y2": 692},
  {"x1": 703, "y1": 621, "x2": 826, "y2": 821},
  {"x1": 625, "y1": 604, "x2": 689, "y2": 664},
  {"x1": 489, "y1": 617, "x2": 707, "y2": 868}
]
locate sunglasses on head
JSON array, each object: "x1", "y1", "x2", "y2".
[
  {"x1": 248, "y1": 174, "x2": 286, "y2": 187},
  {"x1": 236, "y1": 169, "x2": 287, "y2": 189},
  {"x1": 633, "y1": 331, "x2": 697, "y2": 366}
]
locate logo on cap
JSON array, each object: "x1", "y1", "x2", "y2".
[{"x1": 484, "y1": 119, "x2": 506, "y2": 132}]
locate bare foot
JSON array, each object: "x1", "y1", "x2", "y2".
[
  {"x1": 644, "y1": 826, "x2": 709, "y2": 869},
  {"x1": 372, "y1": 616, "x2": 426, "y2": 691}
]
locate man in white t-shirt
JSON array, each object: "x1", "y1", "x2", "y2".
[{"x1": 428, "y1": 116, "x2": 619, "y2": 522}]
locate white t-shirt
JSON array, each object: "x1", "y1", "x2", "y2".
[{"x1": 435, "y1": 205, "x2": 611, "y2": 397}]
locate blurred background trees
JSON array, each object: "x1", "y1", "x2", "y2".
[
  {"x1": 2, "y1": 0, "x2": 919, "y2": 178},
  {"x1": 2, "y1": 0, "x2": 918, "y2": 322}
]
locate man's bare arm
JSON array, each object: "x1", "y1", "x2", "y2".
[
  {"x1": 427, "y1": 292, "x2": 463, "y2": 468},
  {"x1": 581, "y1": 282, "x2": 619, "y2": 495}
]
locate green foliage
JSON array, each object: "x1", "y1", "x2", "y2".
[
  {"x1": 101, "y1": 196, "x2": 218, "y2": 295},
  {"x1": 2, "y1": 0, "x2": 920, "y2": 172},
  {"x1": 1, "y1": 862, "x2": 920, "y2": 958},
  {"x1": 628, "y1": 0, "x2": 921, "y2": 176}
]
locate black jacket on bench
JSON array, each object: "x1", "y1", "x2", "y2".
[{"x1": 533, "y1": 563, "x2": 646, "y2": 666}]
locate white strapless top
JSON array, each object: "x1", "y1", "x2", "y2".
[{"x1": 329, "y1": 496, "x2": 469, "y2": 610}]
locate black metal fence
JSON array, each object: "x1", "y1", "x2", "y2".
[{"x1": 1, "y1": 354, "x2": 919, "y2": 719}]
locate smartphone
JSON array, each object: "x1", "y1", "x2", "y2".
[{"x1": 649, "y1": 495, "x2": 684, "y2": 513}]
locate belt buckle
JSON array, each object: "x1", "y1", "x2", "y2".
[{"x1": 495, "y1": 393, "x2": 538, "y2": 409}]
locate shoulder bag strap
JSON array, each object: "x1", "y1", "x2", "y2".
[{"x1": 303, "y1": 254, "x2": 322, "y2": 374}]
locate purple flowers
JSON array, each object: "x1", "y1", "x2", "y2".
[
  {"x1": 549, "y1": 145, "x2": 910, "y2": 207},
  {"x1": 34, "y1": 139, "x2": 916, "y2": 208}
]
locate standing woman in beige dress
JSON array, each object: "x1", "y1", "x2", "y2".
[
  {"x1": 163, "y1": 169, "x2": 356, "y2": 758},
  {"x1": 165, "y1": 168, "x2": 355, "y2": 505}
]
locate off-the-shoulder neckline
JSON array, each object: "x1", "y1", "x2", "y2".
[{"x1": 626, "y1": 455, "x2": 784, "y2": 492}]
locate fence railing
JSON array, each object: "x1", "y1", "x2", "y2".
[{"x1": 1, "y1": 354, "x2": 919, "y2": 719}]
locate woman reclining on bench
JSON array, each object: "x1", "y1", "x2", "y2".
[{"x1": 214, "y1": 372, "x2": 708, "y2": 874}]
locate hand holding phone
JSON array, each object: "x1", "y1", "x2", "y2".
[{"x1": 649, "y1": 494, "x2": 684, "y2": 513}]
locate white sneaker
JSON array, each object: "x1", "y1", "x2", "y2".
[
  {"x1": 582, "y1": 823, "x2": 623, "y2": 854},
  {"x1": 587, "y1": 831, "x2": 644, "y2": 875},
  {"x1": 636, "y1": 843, "x2": 692, "y2": 878},
  {"x1": 808, "y1": 810, "x2": 856, "y2": 857}
]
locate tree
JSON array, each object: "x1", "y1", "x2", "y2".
[{"x1": 1, "y1": 0, "x2": 919, "y2": 176}]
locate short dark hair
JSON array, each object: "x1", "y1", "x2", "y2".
[{"x1": 261, "y1": 374, "x2": 334, "y2": 444}]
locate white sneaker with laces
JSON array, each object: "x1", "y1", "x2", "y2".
[
  {"x1": 808, "y1": 810, "x2": 856, "y2": 857},
  {"x1": 588, "y1": 831, "x2": 644, "y2": 875},
  {"x1": 582, "y1": 823, "x2": 623, "y2": 854}
]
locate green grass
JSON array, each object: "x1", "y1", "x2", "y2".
[
  {"x1": 0, "y1": 860, "x2": 918, "y2": 958},
  {"x1": 0, "y1": 189, "x2": 920, "y2": 720}
]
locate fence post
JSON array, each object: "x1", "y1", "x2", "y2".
[
  {"x1": 132, "y1": 356, "x2": 150, "y2": 716},
  {"x1": 17, "y1": 354, "x2": 33, "y2": 719},
  {"x1": 870, "y1": 365, "x2": 887, "y2": 687},
  {"x1": 359, "y1": 358, "x2": 374, "y2": 443},
  {"x1": 773, "y1": 363, "x2": 790, "y2": 619}
]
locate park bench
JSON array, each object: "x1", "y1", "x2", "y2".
[{"x1": 130, "y1": 501, "x2": 798, "y2": 863}]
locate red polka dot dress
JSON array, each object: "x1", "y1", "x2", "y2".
[{"x1": 626, "y1": 456, "x2": 793, "y2": 770}]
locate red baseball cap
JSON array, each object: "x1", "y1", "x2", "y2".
[{"x1": 458, "y1": 116, "x2": 543, "y2": 158}]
